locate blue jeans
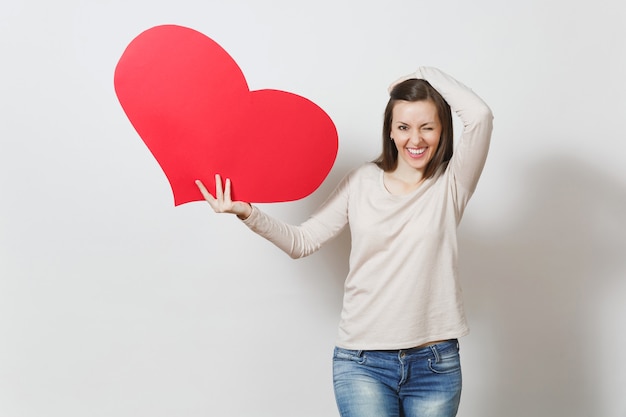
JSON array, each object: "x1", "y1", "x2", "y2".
[{"x1": 333, "y1": 340, "x2": 462, "y2": 417}]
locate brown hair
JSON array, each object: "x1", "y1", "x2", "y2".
[{"x1": 374, "y1": 78, "x2": 453, "y2": 179}]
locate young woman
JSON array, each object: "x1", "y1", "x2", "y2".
[{"x1": 196, "y1": 67, "x2": 493, "y2": 417}]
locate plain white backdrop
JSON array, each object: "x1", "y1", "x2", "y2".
[{"x1": 1, "y1": 0, "x2": 625, "y2": 416}]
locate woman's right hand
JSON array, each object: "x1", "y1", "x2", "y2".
[{"x1": 195, "y1": 175, "x2": 252, "y2": 220}]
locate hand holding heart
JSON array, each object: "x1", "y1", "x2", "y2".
[
  {"x1": 114, "y1": 25, "x2": 338, "y2": 206},
  {"x1": 195, "y1": 176, "x2": 252, "y2": 220}
]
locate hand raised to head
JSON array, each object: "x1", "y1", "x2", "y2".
[{"x1": 195, "y1": 175, "x2": 252, "y2": 220}]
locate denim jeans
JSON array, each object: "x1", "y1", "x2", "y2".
[{"x1": 333, "y1": 340, "x2": 462, "y2": 417}]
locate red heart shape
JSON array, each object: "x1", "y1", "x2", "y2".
[{"x1": 114, "y1": 25, "x2": 338, "y2": 205}]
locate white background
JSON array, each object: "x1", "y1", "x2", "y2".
[{"x1": 1, "y1": 0, "x2": 625, "y2": 416}]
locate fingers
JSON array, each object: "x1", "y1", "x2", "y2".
[
  {"x1": 214, "y1": 174, "x2": 224, "y2": 201},
  {"x1": 195, "y1": 179, "x2": 215, "y2": 204},
  {"x1": 195, "y1": 175, "x2": 235, "y2": 214},
  {"x1": 387, "y1": 70, "x2": 421, "y2": 93},
  {"x1": 223, "y1": 178, "x2": 232, "y2": 201}
]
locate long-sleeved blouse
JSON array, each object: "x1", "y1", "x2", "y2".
[{"x1": 242, "y1": 67, "x2": 493, "y2": 349}]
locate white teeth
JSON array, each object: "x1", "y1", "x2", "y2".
[{"x1": 407, "y1": 148, "x2": 426, "y2": 155}]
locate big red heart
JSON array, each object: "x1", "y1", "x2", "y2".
[{"x1": 114, "y1": 25, "x2": 338, "y2": 205}]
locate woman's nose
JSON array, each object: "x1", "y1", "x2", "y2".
[{"x1": 409, "y1": 130, "x2": 422, "y2": 144}]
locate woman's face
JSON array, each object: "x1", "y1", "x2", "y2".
[{"x1": 390, "y1": 99, "x2": 441, "y2": 175}]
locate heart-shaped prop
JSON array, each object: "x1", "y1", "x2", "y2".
[{"x1": 114, "y1": 25, "x2": 338, "y2": 205}]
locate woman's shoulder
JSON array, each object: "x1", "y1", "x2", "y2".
[
  {"x1": 349, "y1": 162, "x2": 382, "y2": 179},
  {"x1": 331, "y1": 162, "x2": 381, "y2": 194}
]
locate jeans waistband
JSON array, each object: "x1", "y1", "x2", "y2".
[{"x1": 336, "y1": 339, "x2": 459, "y2": 359}]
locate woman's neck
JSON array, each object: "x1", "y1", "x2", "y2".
[{"x1": 383, "y1": 167, "x2": 425, "y2": 195}]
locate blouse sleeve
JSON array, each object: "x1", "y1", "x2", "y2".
[
  {"x1": 240, "y1": 171, "x2": 351, "y2": 259},
  {"x1": 418, "y1": 67, "x2": 494, "y2": 201}
]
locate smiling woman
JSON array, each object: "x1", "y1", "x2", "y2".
[
  {"x1": 376, "y1": 76, "x2": 454, "y2": 185},
  {"x1": 384, "y1": 99, "x2": 443, "y2": 194},
  {"x1": 197, "y1": 66, "x2": 493, "y2": 417}
]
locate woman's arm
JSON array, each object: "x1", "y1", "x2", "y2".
[{"x1": 196, "y1": 172, "x2": 350, "y2": 259}]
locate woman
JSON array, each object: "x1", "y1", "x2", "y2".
[{"x1": 196, "y1": 67, "x2": 493, "y2": 417}]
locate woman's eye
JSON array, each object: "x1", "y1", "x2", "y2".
[{"x1": 398, "y1": 126, "x2": 408, "y2": 131}]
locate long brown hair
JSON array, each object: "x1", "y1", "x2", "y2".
[{"x1": 374, "y1": 78, "x2": 453, "y2": 179}]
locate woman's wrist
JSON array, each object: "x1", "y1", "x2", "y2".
[{"x1": 236, "y1": 203, "x2": 252, "y2": 220}]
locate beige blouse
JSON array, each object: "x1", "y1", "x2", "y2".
[{"x1": 242, "y1": 67, "x2": 494, "y2": 350}]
